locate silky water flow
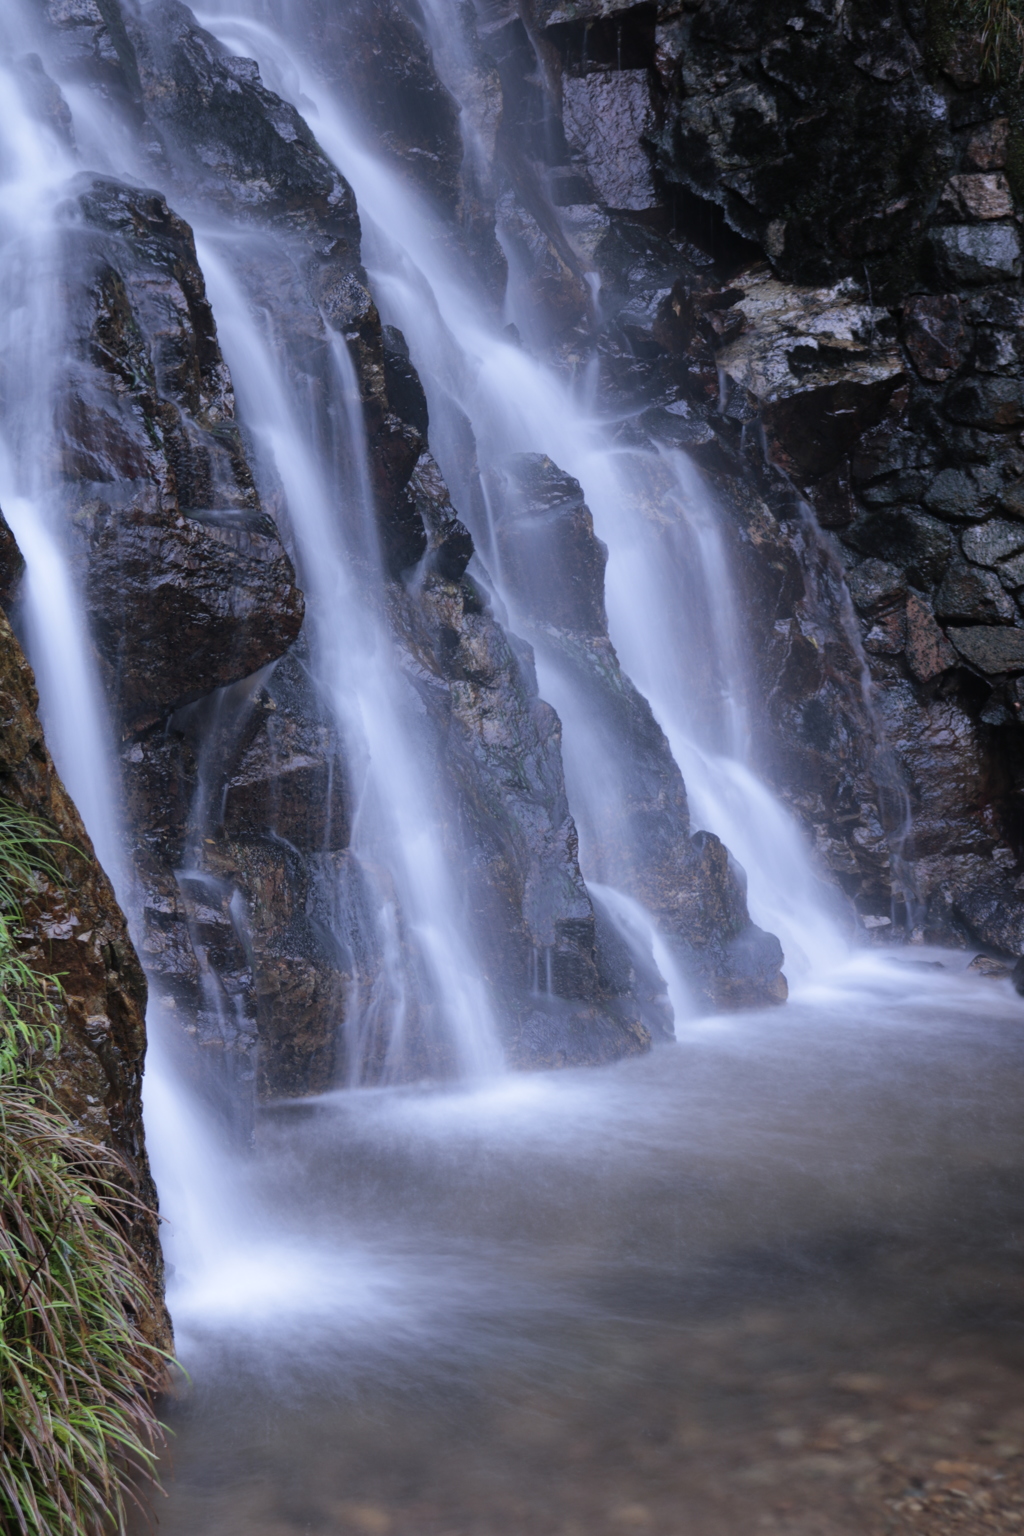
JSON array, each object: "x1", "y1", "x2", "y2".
[{"x1": 0, "y1": 4, "x2": 1022, "y2": 1532}]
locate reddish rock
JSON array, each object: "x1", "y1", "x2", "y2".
[
  {"x1": 901, "y1": 296, "x2": 968, "y2": 383},
  {"x1": 965, "y1": 118, "x2": 1009, "y2": 171},
  {"x1": 905, "y1": 591, "x2": 957, "y2": 682}
]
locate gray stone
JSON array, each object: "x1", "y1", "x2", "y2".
[
  {"x1": 924, "y1": 465, "x2": 1000, "y2": 520},
  {"x1": 947, "y1": 625, "x2": 1024, "y2": 673},
  {"x1": 846, "y1": 558, "x2": 906, "y2": 611},
  {"x1": 928, "y1": 224, "x2": 1021, "y2": 284},
  {"x1": 997, "y1": 551, "x2": 1024, "y2": 588},
  {"x1": 563, "y1": 71, "x2": 656, "y2": 211},
  {"x1": 961, "y1": 518, "x2": 1024, "y2": 566},
  {"x1": 934, "y1": 563, "x2": 1015, "y2": 623}
]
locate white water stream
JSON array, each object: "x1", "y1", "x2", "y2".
[{"x1": 1, "y1": 6, "x2": 1022, "y2": 1530}]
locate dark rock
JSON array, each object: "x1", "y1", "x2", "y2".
[
  {"x1": 494, "y1": 455, "x2": 609, "y2": 637},
  {"x1": 947, "y1": 626, "x2": 1024, "y2": 674},
  {"x1": 901, "y1": 295, "x2": 968, "y2": 382},
  {"x1": 110, "y1": 0, "x2": 359, "y2": 250},
  {"x1": 923, "y1": 466, "x2": 1000, "y2": 521},
  {"x1": 382, "y1": 326, "x2": 429, "y2": 439},
  {"x1": 220, "y1": 651, "x2": 349, "y2": 853},
  {"x1": 845, "y1": 510, "x2": 953, "y2": 590},
  {"x1": 62, "y1": 178, "x2": 304, "y2": 732},
  {"x1": 847, "y1": 559, "x2": 906, "y2": 612},
  {"x1": 961, "y1": 519, "x2": 1024, "y2": 567},
  {"x1": 954, "y1": 885, "x2": 1024, "y2": 957},
  {"x1": 0, "y1": 505, "x2": 25, "y2": 606},
  {"x1": 1013, "y1": 955, "x2": 1024, "y2": 995},
  {"x1": 562, "y1": 70, "x2": 657, "y2": 211},
  {"x1": 928, "y1": 225, "x2": 1022, "y2": 286},
  {"x1": 934, "y1": 563, "x2": 1015, "y2": 624},
  {"x1": 945, "y1": 375, "x2": 1024, "y2": 430},
  {"x1": 405, "y1": 453, "x2": 475, "y2": 582},
  {"x1": 1000, "y1": 479, "x2": 1024, "y2": 520},
  {"x1": 763, "y1": 378, "x2": 904, "y2": 484},
  {"x1": 84, "y1": 507, "x2": 304, "y2": 733}
]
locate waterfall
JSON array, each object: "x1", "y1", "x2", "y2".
[{"x1": 191, "y1": 3, "x2": 849, "y2": 981}]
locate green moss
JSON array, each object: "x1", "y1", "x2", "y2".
[{"x1": 0, "y1": 799, "x2": 167, "y2": 1536}]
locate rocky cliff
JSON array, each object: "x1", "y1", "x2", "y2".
[
  {"x1": 396, "y1": 0, "x2": 1024, "y2": 953},
  {"x1": 14, "y1": 0, "x2": 794, "y2": 1130}
]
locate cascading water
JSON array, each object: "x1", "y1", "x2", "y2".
[
  {"x1": 2, "y1": 2, "x2": 1023, "y2": 1531},
  {"x1": 189, "y1": 4, "x2": 848, "y2": 982}
]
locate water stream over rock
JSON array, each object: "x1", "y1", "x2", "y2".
[{"x1": 0, "y1": 0, "x2": 1022, "y2": 1528}]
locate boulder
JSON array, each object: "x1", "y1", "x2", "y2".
[
  {"x1": 961, "y1": 519, "x2": 1024, "y2": 567},
  {"x1": 940, "y1": 173, "x2": 1014, "y2": 221},
  {"x1": 901, "y1": 295, "x2": 968, "y2": 383},
  {"x1": 562, "y1": 71, "x2": 657, "y2": 212},
  {"x1": 945, "y1": 375, "x2": 1024, "y2": 430},
  {"x1": 928, "y1": 225, "x2": 1022, "y2": 286},
  {"x1": 845, "y1": 510, "x2": 953, "y2": 590},
  {"x1": 934, "y1": 563, "x2": 1015, "y2": 624}
]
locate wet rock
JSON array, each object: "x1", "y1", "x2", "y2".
[
  {"x1": 901, "y1": 295, "x2": 968, "y2": 383},
  {"x1": 954, "y1": 884, "x2": 1024, "y2": 956},
  {"x1": 934, "y1": 563, "x2": 1015, "y2": 624},
  {"x1": 967, "y1": 953, "x2": 1011, "y2": 976},
  {"x1": 108, "y1": 0, "x2": 359, "y2": 251},
  {"x1": 944, "y1": 374, "x2": 1024, "y2": 431},
  {"x1": 220, "y1": 651, "x2": 349, "y2": 853},
  {"x1": 0, "y1": 608, "x2": 165, "y2": 1343},
  {"x1": 928, "y1": 226, "x2": 1022, "y2": 287},
  {"x1": 491, "y1": 453, "x2": 787, "y2": 1012},
  {"x1": 847, "y1": 560, "x2": 906, "y2": 613},
  {"x1": 63, "y1": 178, "x2": 304, "y2": 731},
  {"x1": 947, "y1": 626, "x2": 1024, "y2": 674},
  {"x1": 845, "y1": 511, "x2": 953, "y2": 590},
  {"x1": 0, "y1": 505, "x2": 26, "y2": 607},
  {"x1": 562, "y1": 71, "x2": 656, "y2": 211},
  {"x1": 923, "y1": 466, "x2": 1000, "y2": 521},
  {"x1": 961, "y1": 518, "x2": 1024, "y2": 567}
]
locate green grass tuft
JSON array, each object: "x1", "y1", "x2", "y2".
[{"x1": 0, "y1": 797, "x2": 168, "y2": 1536}]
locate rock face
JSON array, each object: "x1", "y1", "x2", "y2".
[
  {"x1": 62, "y1": 174, "x2": 304, "y2": 733},
  {"x1": 414, "y1": 0, "x2": 1024, "y2": 951},
  {"x1": 29, "y1": 0, "x2": 751, "y2": 1117},
  {"x1": 490, "y1": 454, "x2": 786, "y2": 1010},
  {"x1": 0, "y1": 599, "x2": 166, "y2": 1344}
]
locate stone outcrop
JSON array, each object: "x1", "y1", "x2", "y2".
[
  {"x1": 0, "y1": 594, "x2": 166, "y2": 1343},
  {"x1": 427, "y1": 0, "x2": 1024, "y2": 951}
]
